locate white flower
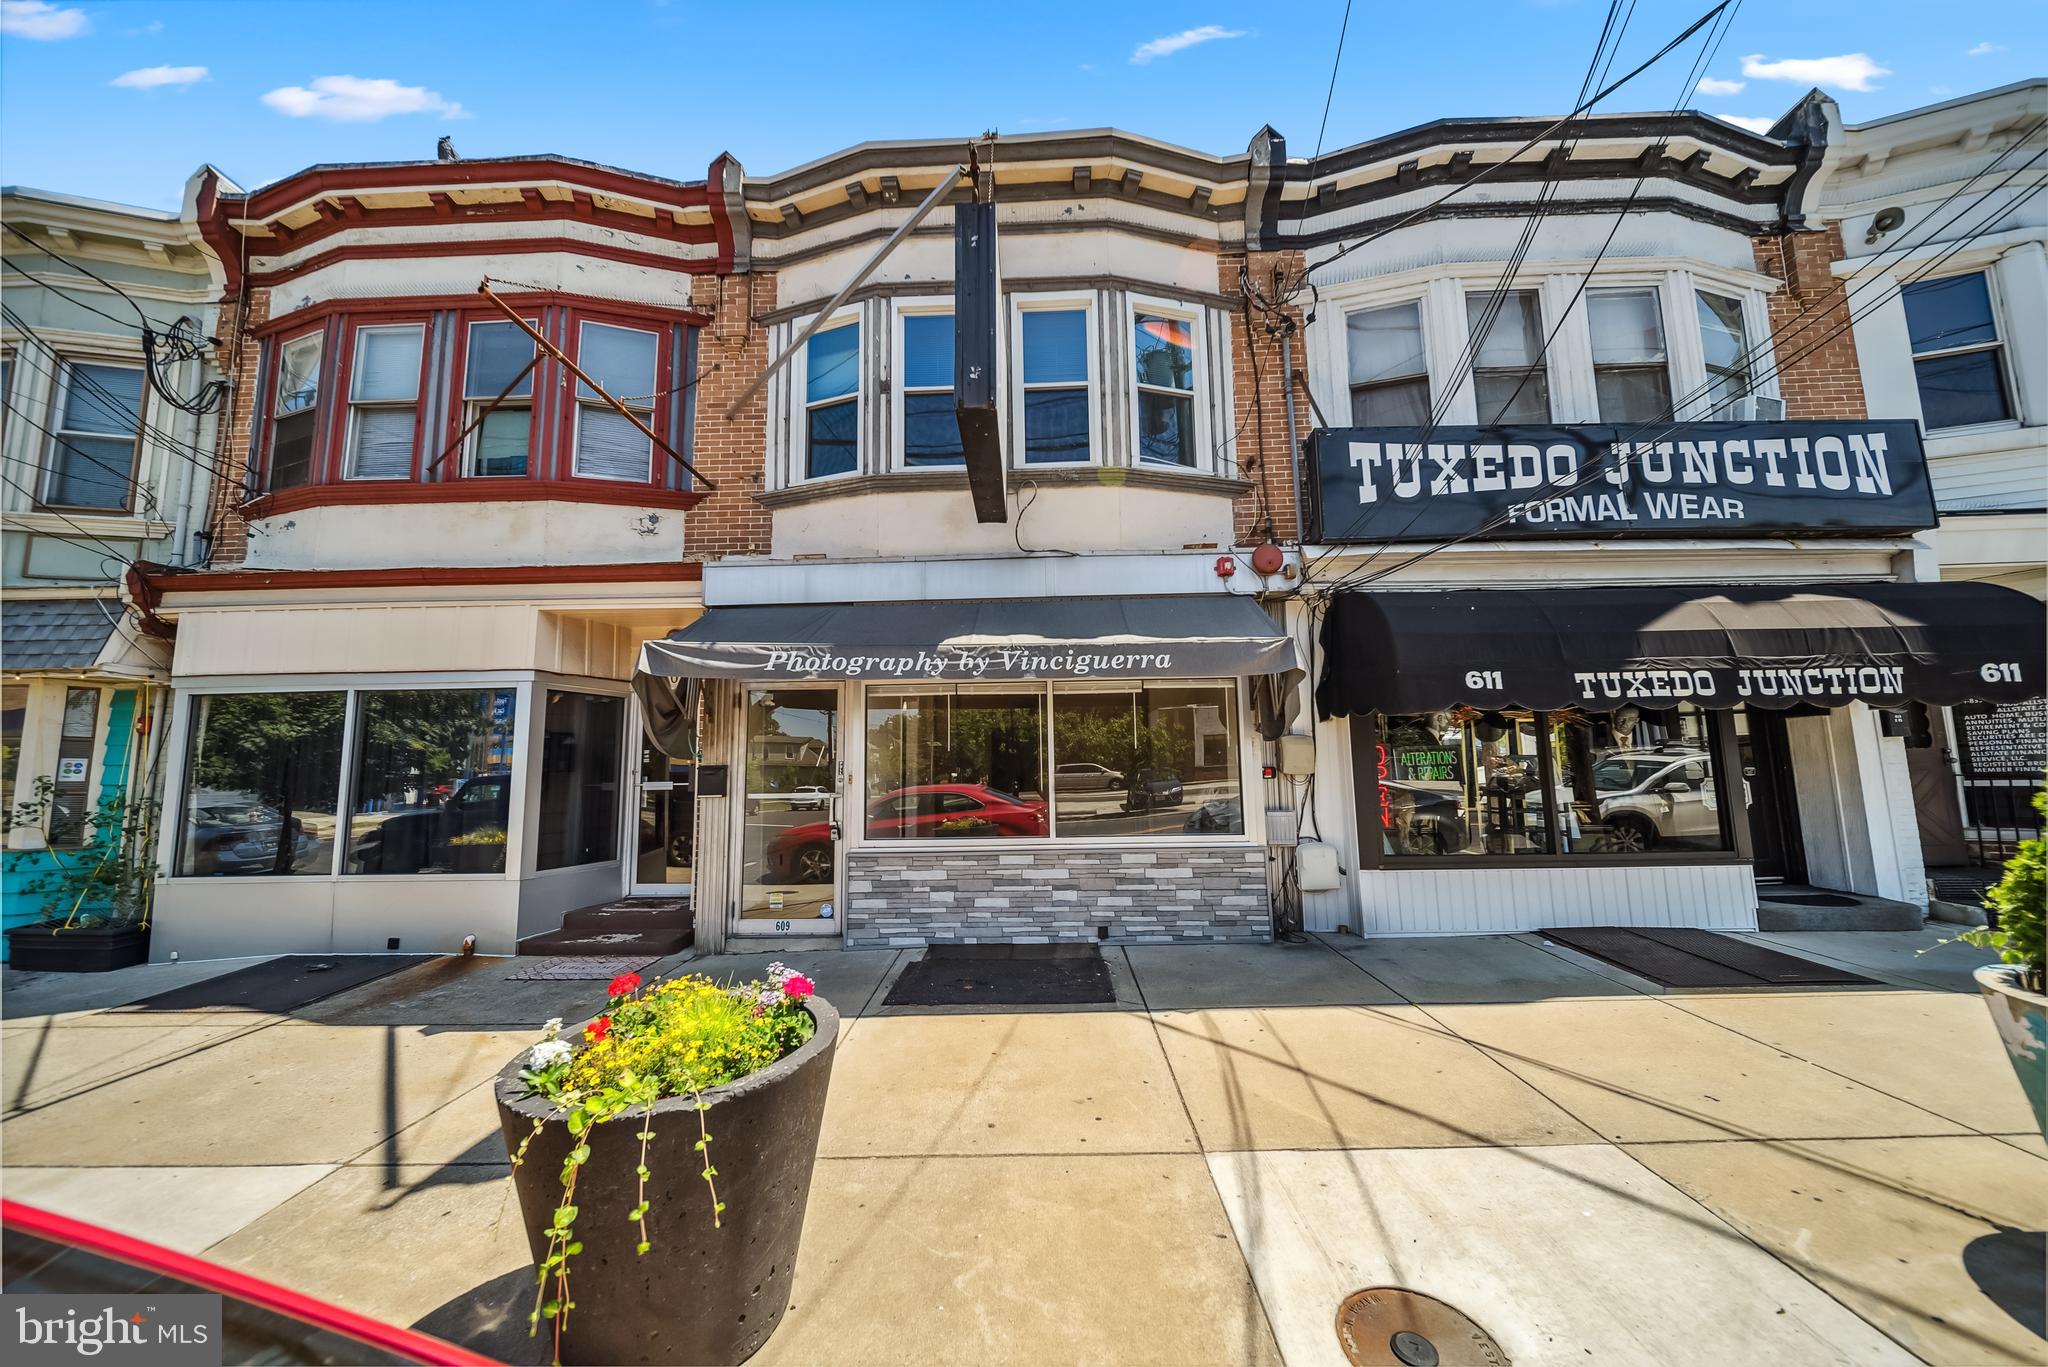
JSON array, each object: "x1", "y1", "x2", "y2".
[
  {"x1": 540, "y1": 1017, "x2": 563, "y2": 1041},
  {"x1": 528, "y1": 1039, "x2": 573, "y2": 1069},
  {"x1": 765, "y1": 961, "x2": 791, "y2": 985}
]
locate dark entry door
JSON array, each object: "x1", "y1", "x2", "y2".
[
  {"x1": 1907, "y1": 731, "x2": 1969, "y2": 866},
  {"x1": 1733, "y1": 707, "x2": 1803, "y2": 883}
]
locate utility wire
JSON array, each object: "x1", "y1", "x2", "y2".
[
  {"x1": 1311, "y1": 0, "x2": 1355, "y2": 162},
  {"x1": 2, "y1": 222, "x2": 152, "y2": 328}
]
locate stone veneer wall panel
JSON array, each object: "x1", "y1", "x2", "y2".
[{"x1": 843, "y1": 846, "x2": 1272, "y2": 947}]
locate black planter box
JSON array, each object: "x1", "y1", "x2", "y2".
[
  {"x1": 5, "y1": 920, "x2": 151, "y2": 973},
  {"x1": 495, "y1": 995, "x2": 839, "y2": 1365}
]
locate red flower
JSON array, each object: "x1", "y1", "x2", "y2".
[
  {"x1": 606, "y1": 971, "x2": 642, "y2": 999},
  {"x1": 782, "y1": 974, "x2": 815, "y2": 1000},
  {"x1": 585, "y1": 1015, "x2": 612, "y2": 1044}
]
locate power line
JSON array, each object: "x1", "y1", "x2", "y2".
[
  {"x1": 1311, "y1": 0, "x2": 1355, "y2": 162},
  {"x1": 1, "y1": 222, "x2": 151, "y2": 329}
]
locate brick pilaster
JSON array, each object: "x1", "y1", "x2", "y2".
[
  {"x1": 683, "y1": 272, "x2": 775, "y2": 560},
  {"x1": 1219, "y1": 250, "x2": 1308, "y2": 545},
  {"x1": 1754, "y1": 223, "x2": 1867, "y2": 421},
  {"x1": 199, "y1": 284, "x2": 270, "y2": 566}
]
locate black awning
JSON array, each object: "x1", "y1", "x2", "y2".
[{"x1": 1315, "y1": 582, "x2": 2046, "y2": 716}]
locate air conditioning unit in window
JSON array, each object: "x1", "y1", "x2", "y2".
[{"x1": 1725, "y1": 394, "x2": 1785, "y2": 422}]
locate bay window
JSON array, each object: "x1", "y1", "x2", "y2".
[
  {"x1": 1587, "y1": 289, "x2": 1671, "y2": 424},
  {"x1": 1467, "y1": 290, "x2": 1550, "y2": 425},
  {"x1": 463, "y1": 320, "x2": 536, "y2": 477},
  {"x1": 900, "y1": 312, "x2": 964, "y2": 467},
  {"x1": 574, "y1": 322, "x2": 658, "y2": 480},
  {"x1": 44, "y1": 361, "x2": 143, "y2": 510},
  {"x1": 1019, "y1": 307, "x2": 1090, "y2": 463},
  {"x1": 1347, "y1": 301, "x2": 1430, "y2": 425},
  {"x1": 1695, "y1": 290, "x2": 1751, "y2": 416},
  {"x1": 1371, "y1": 703, "x2": 1731, "y2": 860},
  {"x1": 804, "y1": 321, "x2": 859, "y2": 479},
  {"x1": 270, "y1": 332, "x2": 322, "y2": 490},
  {"x1": 344, "y1": 325, "x2": 424, "y2": 479},
  {"x1": 1133, "y1": 309, "x2": 1197, "y2": 466},
  {"x1": 1900, "y1": 272, "x2": 2012, "y2": 429}
]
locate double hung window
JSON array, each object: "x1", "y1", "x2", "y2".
[
  {"x1": 1587, "y1": 289, "x2": 1671, "y2": 424},
  {"x1": 464, "y1": 321, "x2": 537, "y2": 477},
  {"x1": 44, "y1": 361, "x2": 144, "y2": 510},
  {"x1": 1695, "y1": 291, "x2": 1752, "y2": 416},
  {"x1": 1133, "y1": 311, "x2": 1197, "y2": 466},
  {"x1": 804, "y1": 322, "x2": 859, "y2": 478},
  {"x1": 344, "y1": 325, "x2": 423, "y2": 479},
  {"x1": 1019, "y1": 307, "x2": 1090, "y2": 463},
  {"x1": 1347, "y1": 302, "x2": 1430, "y2": 425},
  {"x1": 270, "y1": 333, "x2": 322, "y2": 490},
  {"x1": 574, "y1": 323, "x2": 658, "y2": 480},
  {"x1": 901, "y1": 313, "x2": 964, "y2": 467},
  {"x1": 1900, "y1": 272, "x2": 2012, "y2": 429},
  {"x1": 1466, "y1": 290, "x2": 1550, "y2": 425}
]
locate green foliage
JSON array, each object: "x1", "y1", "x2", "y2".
[
  {"x1": 3, "y1": 779, "x2": 157, "y2": 929},
  {"x1": 1957, "y1": 780, "x2": 2046, "y2": 991}
]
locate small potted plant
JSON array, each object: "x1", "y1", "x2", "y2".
[
  {"x1": 496, "y1": 964, "x2": 837, "y2": 1365},
  {"x1": 446, "y1": 824, "x2": 508, "y2": 873},
  {"x1": 1956, "y1": 781, "x2": 2045, "y2": 1135},
  {"x1": 3, "y1": 783, "x2": 157, "y2": 973}
]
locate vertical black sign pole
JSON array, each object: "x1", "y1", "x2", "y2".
[{"x1": 955, "y1": 200, "x2": 1007, "y2": 523}]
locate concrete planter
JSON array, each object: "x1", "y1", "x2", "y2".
[
  {"x1": 4, "y1": 920, "x2": 151, "y2": 973},
  {"x1": 494, "y1": 995, "x2": 839, "y2": 1365},
  {"x1": 1974, "y1": 965, "x2": 2046, "y2": 1136}
]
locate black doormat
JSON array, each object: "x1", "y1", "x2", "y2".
[
  {"x1": 1539, "y1": 927, "x2": 1875, "y2": 989},
  {"x1": 1762, "y1": 892, "x2": 1861, "y2": 908},
  {"x1": 883, "y1": 944, "x2": 1115, "y2": 1007},
  {"x1": 116, "y1": 955, "x2": 427, "y2": 1014}
]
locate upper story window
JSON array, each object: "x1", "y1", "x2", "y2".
[
  {"x1": 1133, "y1": 309, "x2": 1197, "y2": 466},
  {"x1": 1347, "y1": 302, "x2": 1430, "y2": 425},
  {"x1": 901, "y1": 312, "x2": 964, "y2": 467},
  {"x1": 1020, "y1": 306, "x2": 1090, "y2": 464},
  {"x1": 804, "y1": 320, "x2": 859, "y2": 479},
  {"x1": 271, "y1": 332, "x2": 322, "y2": 491},
  {"x1": 1467, "y1": 290, "x2": 1550, "y2": 424},
  {"x1": 344, "y1": 325, "x2": 424, "y2": 480},
  {"x1": 1695, "y1": 290, "x2": 1751, "y2": 416},
  {"x1": 1587, "y1": 288, "x2": 1670, "y2": 424},
  {"x1": 43, "y1": 360, "x2": 144, "y2": 511},
  {"x1": 574, "y1": 322, "x2": 658, "y2": 482},
  {"x1": 1901, "y1": 272, "x2": 2012, "y2": 430},
  {"x1": 463, "y1": 321, "x2": 536, "y2": 477}
]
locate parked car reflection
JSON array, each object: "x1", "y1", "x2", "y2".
[{"x1": 766, "y1": 784, "x2": 1048, "y2": 882}]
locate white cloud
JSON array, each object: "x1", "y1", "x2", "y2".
[
  {"x1": 111, "y1": 64, "x2": 208, "y2": 90},
  {"x1": 1739, "y1": 52, "x2": 1891, "y2": 92},
  {"x1": 1695, "y1": 76, "x2": 1746, "y2": 96},
  {"x1": 1966, "y1": 42, "x2": 2004, "y2": 57},
  {"x1": 1130, "y1": 25, "x2": 1245, "y2": 65},
  {"x1": 124, "y1": 19, "x2": 164, "y2": 36},
  {"x1": 261, "y1": 75, "x2": 467, "y2": 122},
  {"x1": 1719, "y1": 115, "x2": 1779, "y2": 135},
  {"x1": 0, "y1": 1, "x2": 87, "y2": 39}
]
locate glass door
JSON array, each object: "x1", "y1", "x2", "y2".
[
  {"x1": 735, "y1": 686, "x2": 841, "y2": 936},
  {"x1": 631, "y1": 741, "x2": 694, "y2": 895}
]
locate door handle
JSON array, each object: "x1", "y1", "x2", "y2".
[{"x1": 830, "y1": 822, "x2": 843, "y2": 842}]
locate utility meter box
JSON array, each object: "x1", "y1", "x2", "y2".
[
  {"x1": 1276, "y1": 734, "x2": 1316, "y2": 776},
  {"x1": 1295, "y1": 839, "x2": 1341, "y2": 892}
]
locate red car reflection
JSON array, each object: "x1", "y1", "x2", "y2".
[{"x1": 764, "y1": 785, "x2": 1047, "y2": 882}]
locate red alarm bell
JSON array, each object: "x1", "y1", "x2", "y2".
[
  {"x1": 1249, "y1": 542, "x2": 1286, "y2": 576},
  {"x1": 1215, "y1": 555, "x2": 1237, "y2": 579}
]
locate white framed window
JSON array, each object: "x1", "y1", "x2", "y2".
[
  {"x1": 1587, "y1": 288, "x2": 1671, "y2": 424},
  {"x1": 572, "y1": 322, "x2": 659, "y2": 481},
  {"x1": 343, "y1": 324, "x2": 423, "y2": 480},
  {"x1": 1900, "y1": 271, "x2": 2014, "y2": 430},
  {"x1": 801, "y1": 316, "x2": 859, "y2": 480},
  {"x1": 1015, "y1": 300, "x2": 1092, "y2": 464},
  {"x1": 1346, "y1": 300, "x2": 1430, "y2": 425},
  {"x1": 43, "y1": 359, "x2": 144, "y2": 510},
  {"x1": 270, "y1": 331, "x2": 322, "y2": 490},
  {"x1": 1131, "y1": 298, "x2": 1203, "y2": 468},
  {"x1": 463, "y1": 319, "x2": 536, "y2": 477},
  {"x1": 1695, "y1": 290, "x2": 1753, "y2": 418},
  {"x1": 1466, "y1": 289, "x2": 1550, "y2": 425},
  {"x1": 897, "y1": 308, "x2": 964, "y2": 469}
]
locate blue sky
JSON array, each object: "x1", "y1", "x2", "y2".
[{"x1": 1, "y1": 0, "x2": 2039, "y2": 210}]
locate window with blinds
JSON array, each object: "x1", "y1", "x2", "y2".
[
  {"x1": 1587, "y1": 289, "x2": 1672, "y2": 425},
  {"x1": 1466, "y1": 290, "x2": 1551, "y2": 425},
  {"x1": 574, "y1": 322, "x2": 657, "y2": 481},
  {"x1": 344, "y1": 325, "x2": 423, "y2": 480},
  {"x1": 44, "y1": 361, "x2": 144, "y2": 510},
  {"x1": 1347, "y1": 301, "x2": 1430, "y2": 426}
]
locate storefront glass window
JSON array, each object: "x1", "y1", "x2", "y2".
[
  {"x1": 1549, "y1": 704, "x2": 1730, "y2": 855},
  {"x1": 345, "y1": 689, "x2": 518, "y2": 875},
  {"x1": 863, "y1": 685, "x2": 1047, "y2": 839},
  {"x1": 177, "y1": 692, "x2": 346, "y2": 877},
  {"x1": 1377, "y1": 711, "x2": 1549, "y2": 856},
  {"x1": 537, "y1": 691, "x2": 623, "y2": 870},
  {"x1": 1052, "y1": 680, "x2": 1242, "y2": 838}
]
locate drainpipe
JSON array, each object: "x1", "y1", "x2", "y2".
[{"x1": 1280, "y1": 326, "x2": 1303, "y2": 544}]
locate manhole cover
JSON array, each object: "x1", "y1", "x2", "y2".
[{"x1": 1336, "y1": 1288, "x2": 1508, "y2": 1367}]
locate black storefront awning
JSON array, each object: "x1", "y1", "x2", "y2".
[
  {"x1": 1316, "y1": 581, "x2": 2046, "y2": 717},
  {"x1": 640, "y1": 595, "x2": 1303, "y2": 738}
]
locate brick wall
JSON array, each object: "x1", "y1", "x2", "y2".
[
  {"x1": 1219, "y1": 250, "x2": 1308, "y2": 545},
  {"x1": 843, "y1": 845, "x2": 1273, "y2": 947},
  {"x1": 685, "y1": 271, "x2": 776, "y2": 560},
  {"x1": 202, "y1": 284, "x2": 270, "y2": 565},
  {"x1": 1754, "y1": 224, "x2": 1867, "y2": 421}
]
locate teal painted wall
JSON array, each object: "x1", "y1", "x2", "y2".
[{"x1": 2, "y1": 688, "x2": 139, "y2": 960}]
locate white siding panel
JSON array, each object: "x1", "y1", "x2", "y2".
[{"x1": 1356, "y1": 864, "x2": 1758, "y2": 937}]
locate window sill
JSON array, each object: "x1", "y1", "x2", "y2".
[
  {"x1": 1364, "y1": 852, "x2": 1751, "y2": 872},
  {"x1": 244, "y1": 479, "x2": 703, "y2": 520},
  {"x1": 5, "y1": 510, "x2": 173, "y2": 541},
  {"x1": 754, "y1": 463, "x2": 1251, "y2": 509}
]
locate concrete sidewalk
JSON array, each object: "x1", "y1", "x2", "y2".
[{"x1": 3, "y1": 930, "x2": 2041, "y2": 1366}]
